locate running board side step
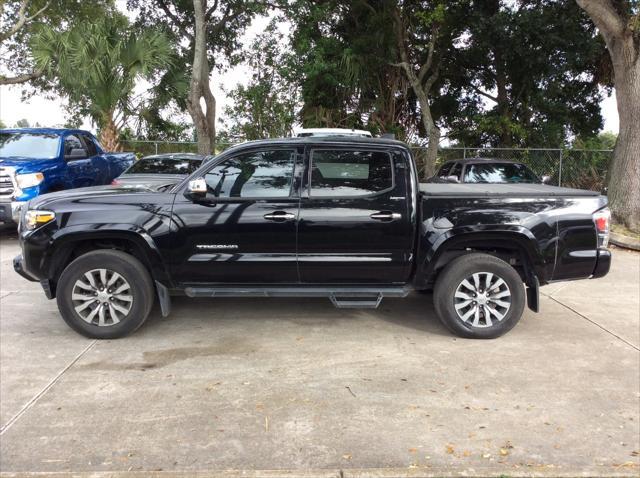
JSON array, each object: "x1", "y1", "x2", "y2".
[
  {"x1": 329, "y1": 293, "x2": 383, "y2": 309},
  {"x1": 184, "y1": 286, "x2": 410, "y2": 309}
]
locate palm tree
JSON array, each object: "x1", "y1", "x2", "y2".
[{"x1": 31, "y1": 13, "x2": 173, "y2": 151}]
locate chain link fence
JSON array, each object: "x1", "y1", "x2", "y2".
[{"x1": 120, "y1": 140, "x2": 613, "y2": 192}]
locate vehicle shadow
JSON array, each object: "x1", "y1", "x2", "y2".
[{"x1": 144, "y1": 291, "x2": 451, "y2": 338}]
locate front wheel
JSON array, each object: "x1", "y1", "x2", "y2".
[
  {"x1": 433, "y1": 253, "x2": 525, "y2": 339},
  {"x1": 56, "y1": 250, "x2": 155, "y2": 339}
]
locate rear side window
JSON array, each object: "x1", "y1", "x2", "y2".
[
  {"x1": 310, "y1": 150, "x2": 392, "y2": 197},
  {"x1": 80, "y1": 134, "x2": 98, "y2": 156},
  {"x1": 204, "y1": 149, "x2": 295, "y2": 198}
]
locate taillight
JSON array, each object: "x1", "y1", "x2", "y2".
[
  {"x1": 111, "y1": 179, "x2": 120, "y2": 185},
  {"x1": 593, "y1": 208, "x2": 610, "y2": 248}
]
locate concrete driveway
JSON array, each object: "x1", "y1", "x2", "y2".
[{"x1": 0, "y1": 229, "x2": 638, "y2": 477}]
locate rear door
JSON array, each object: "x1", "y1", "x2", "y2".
[
  {"x1": 79, "y1": 133, "x2": 109, "y2": 184},
  {"x1": 63, "y1": 134, "x2": 96, "y2": 188},
  {"x1": 297, "y1": 146, "x2": 414, "y2": 284}
]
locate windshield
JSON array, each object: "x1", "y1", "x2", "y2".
[
  {"x1": 125, "y1": 157, "x2": 202, "y2": 175},
  {"x1": 0, "y1": 133, "x2": 60, "y2": 159},
  {"x1": 464, "y1": 163, "x2": 539, "y2": 183}
]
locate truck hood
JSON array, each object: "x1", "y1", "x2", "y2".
[
  {"x1": 0, "y1": 157, "x2": 59, "y2": 174},
  {"x1": 29, "y1": 184, "x2": 162, "y2": 210}
]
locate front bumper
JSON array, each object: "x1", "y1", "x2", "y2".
[
  {"x1": 592, "y1": 248, "x2": 612, "y2": 279},
  {"x1": 13, "y1": 254, "x2": 37, "y2": 282},
  {"x1": 0, "y1": 201, "x2": 25, "y2": 224}
]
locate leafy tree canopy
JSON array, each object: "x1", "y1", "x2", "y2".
[
  {"x1": 220, "y1": 20, "x2": 299, "y2": 141},
  {"x1": 31, "y1": 12, "x2": 173, "y2": 150}
]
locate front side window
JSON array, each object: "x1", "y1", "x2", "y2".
[
  {"x1": 464, "y1": 163, "x2": 539, "y2": 183},
  {"x1": 0, "y1": 133, "x2": 59, "y2": 159},
  {"x1": 449, "y1": 163, "x2": 463, "y2": 180},
  {"x1": 204, "y1": 149, "x2": 295, "y2": 198},
  {"x1": 438, "y1": 163, "x2": 453, "y2": 177},
  {"x1": 310, "y1": 150, "x2": 392, "y2": 197}
]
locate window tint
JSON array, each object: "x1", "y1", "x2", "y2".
[
  {"x1": 204, "y1": 149, "x2": 295, "y2": 198},
  {"x1": 464, "y1": 163, "x2": 539, "y2": 183},
  {"x1": 310, "y1": 150, "x2": 392, "y2": 197},
  {"x1": 438, "y1": 163, "x2": 452, "y2": 176},
  {"x1": 127, "y1": 157, "x2": 201, "y2": 175},
  {"x1": 80, "y1": 134, "x2": 98, "y2": 156},
  {"x1": 450, "y1": 163, "x2": 463, "y2": 180},
  {"x1": 64, "y1": 135, "x2": 85, "y2": 157}
]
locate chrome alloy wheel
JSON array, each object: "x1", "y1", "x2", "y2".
[
  {"x1": 454, "y1": 272, "x2": 512, "y2": 328},
  {"x1": 71, "y1": 269, "x2": 133, "y2": 326}
]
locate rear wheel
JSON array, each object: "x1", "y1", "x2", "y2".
[
  {"x1": 56, "y1": 250, "x2": 154, "y2": 339},
  {"x1": 433, "y1": 253, "x2": 525, "y2": 339}
]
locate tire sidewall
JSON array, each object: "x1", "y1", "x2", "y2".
[
  {"x1": 434, "y1": 254, "x2": 526, "y2": 339},
  {"x1": 57, "y1": 251, "x2": 153, "y2": 339}
]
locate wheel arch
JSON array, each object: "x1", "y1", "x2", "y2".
[
  {"x1": 44, "y1": 224, "x2": 171, "y2": 296},
  {"x1": 416, "y1": 228, "x2": 548, "y2": 290}
]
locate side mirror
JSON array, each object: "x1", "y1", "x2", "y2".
[
  {"x1": 541, "y1": 175, "x2": 552, "y2": 185},
  {"x1": 184, "y1": 177, "x2": 208, "y2": 201},
  {"x1": 66, "y1": 148, "x2": 87, "y2": 160},
  {"x1": 446, "y1": 175, "x2": 460, "y2": 183}
]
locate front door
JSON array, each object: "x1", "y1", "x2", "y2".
[
  {"x1": 169, "y1": 146, "x2": 302, "y2": 285},
  {"x1": 297, "y1": 146, "x2": 415, "y2": 284}
]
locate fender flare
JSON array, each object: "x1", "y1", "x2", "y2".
[
  {"x1": 418, "y1": 225, "x2": 548, "y2": 286},
  {"x1": 45, "y1": 223, "x2": 172, "y2": 285}
]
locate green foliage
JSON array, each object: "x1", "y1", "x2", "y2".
[
  {"x1": 31, "y1": 12, "x2": 173, "y2": 131},
  {"x1": 127, "y1": 0, "x2": 275, "y2": 141},
  {"x1": 15, "y1": 119, "x2": 30, "y2": 128},
  {"x1": 0, "y1": 119, "x2": 5, "y2": 129},
  {"x1": 445, "y1": 0, "x2": 606, "y2": 147},
  {"x1": 286, "y1": 0, "x2": 417, "y2": 138},
  {"x1": 220, "y1": 21, "x2": 298, "y2": 141},
  {"x1": 572, "y1": 131, "x2": 617, "y2": 150},
  {"x1": 0, "y1": 0, "x2": 116, "y2": 85}
]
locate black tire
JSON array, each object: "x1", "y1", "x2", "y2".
[
  {"x1": 56, "y1": 250, "x2": 155, "y2": 339},
  {"x1": 433, "y1": 253, "x2": 525, "y2": 339}
]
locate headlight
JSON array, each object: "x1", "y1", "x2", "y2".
[
  {"x1": 24, "y1": 210, "x2": 56, "y2": 230},
  {"x1": 16, "y1": 172, "x2": 44, "y2": 189}
]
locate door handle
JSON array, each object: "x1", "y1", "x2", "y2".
[
  {"x1": 370, "y1": 211, "x2": 402, "y2": 221},
  {"x1": 264, "y1": 211, "x2": 296, "y2": 221}
]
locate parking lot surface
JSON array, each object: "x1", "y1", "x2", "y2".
[{"x1": 0, "y1": 229, "x2": 638, "y2": 477}]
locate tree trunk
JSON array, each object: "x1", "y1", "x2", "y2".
[
  {"x1": 99, "y1": 113, "x2": 121, "y2": 152},
  {"x1": 415, "y1": 89, "x2": 440, "y2": 179},
  {"x1": 576, "y1": 0, "x2": 640, "y2": 231},
  {"x1": 187, "y1": 0, "x2": 216, "y2": 155},
  {"x1": 608, "y1": 61, "x2": 640, "y2": 230}
]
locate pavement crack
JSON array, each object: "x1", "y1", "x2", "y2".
[
  {"x1": 544, "y1": 293, "x2": 640, "y2": 351},
  {"x1": 0, "y1": 339, "x2": 98, "y2": 435}
]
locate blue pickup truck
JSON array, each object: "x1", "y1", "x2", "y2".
[{"x1": 0, "y1": 128, "x2": 135, "y2": 225}]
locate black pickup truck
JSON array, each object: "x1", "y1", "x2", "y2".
[{"x1": 13, "y1": 136, "x2": 611, "y2": 339}]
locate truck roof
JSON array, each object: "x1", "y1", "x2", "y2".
[
  {"x1": 0, "y1": 127, "x2": 93, "y2": 136},
  {"x1": 223, "y1": 136, "x2": 410, "y2": 153}
]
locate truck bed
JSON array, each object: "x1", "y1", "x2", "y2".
[{"x1": 419, "y1": 183, "x2": 600, "y2": 197}]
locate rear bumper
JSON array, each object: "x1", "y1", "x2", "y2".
[{"x1": 591, "y1": 248, "x2": 611, "y2": 279}]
